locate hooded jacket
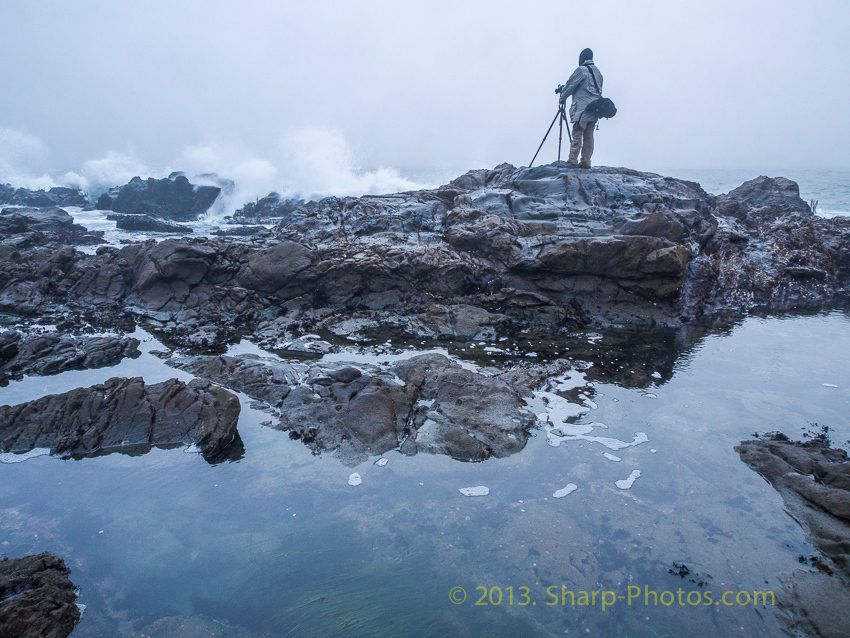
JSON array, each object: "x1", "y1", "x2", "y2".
[{"x1": 559, "y1": 60, "x2": 603, "y2": 124}]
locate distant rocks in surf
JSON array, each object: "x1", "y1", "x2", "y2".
[
  {"x1": 107, "y1": 213, "x2": 194, "y2": 234},
  {"x1": 232, "y1": 191, "x2": 305, "y2": 223},
  {"x1": 95, "y1": 172, "x2": 222, "y2": 221},
  {"x1": 0, "y1": 183, "x2": 88, "y2": 208}
]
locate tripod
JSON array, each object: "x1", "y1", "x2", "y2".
[{"x1": 529, "y1": 102, "x2": 571, "y2": 168}]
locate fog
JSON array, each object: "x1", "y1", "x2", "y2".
[{"x1": 1, "y1": 0, "x2": 848, "y2": 204}]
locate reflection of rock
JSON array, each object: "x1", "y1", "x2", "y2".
[
  {"x1": 0, "y1": 331, "x2": 140, "y2": 385},
  {"x1": 168, "y1": 353, "x2": 563, "y2": 464},
  {"x1": 0, "y1": 377, "x2": 241, "y2": 462},
  {"x1": 0, "y1": 552, "x2": 80, "y2": 638},
  {"x1": 106, "y1": 173, "x2": 220, "y2": 221},
  {"x1": 108, "y1": 214, "x2": 193, "y2": 234},
  {"x1": 736, "y1": 434, "x2": 850, "y2": 638}
]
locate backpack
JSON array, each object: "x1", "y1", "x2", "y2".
[{"x1": 583, "y1": 67, "x2": 617, "y2": 119}]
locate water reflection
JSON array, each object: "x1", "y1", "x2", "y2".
[{"x1": 0, "y1": 310, "x2": 848, "y2": 636}]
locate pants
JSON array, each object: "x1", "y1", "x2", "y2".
[{"x1": 568, "y1": 121, "x2": 595, "y2": 165}]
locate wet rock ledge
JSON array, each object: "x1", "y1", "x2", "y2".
[
  {"x1": 737, "y1": 434, "x2": 850, "y2": 638},
  {"x1": 0, "y1": 377, "x2": 241, "y2": 462},
  {"x1": 0, "y1": 552, "x2": 80, "y2": 638}
]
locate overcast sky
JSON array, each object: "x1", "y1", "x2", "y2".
[{"x1": 1, "y1": 0, "x2": 848, "y2": 199}]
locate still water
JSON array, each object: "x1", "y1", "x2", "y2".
[{"x1": 1, "y1": 310, "x2": 849, "y2": 637}]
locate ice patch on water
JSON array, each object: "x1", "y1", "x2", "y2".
[
  {"x1": 642, "y1": 393, "x2": 657, "y2": 399},
  {"x1": 374, "y1": 458, "x2": 388, "y2": 466},
  {"x1": 348, "y1": 473, "x2": 362, "y2": 486},
  {"x1": 459, "y1": 486, "x2": 489, "y2": 497},
  {"x1": 615, "y1": 470, "x2": 641, "y2": 490},
  {"x1": 553, "y1": 483, "x2": 578, "y2": 498},
  {"x1": 650, "y1": 448, "x2": 657, "y2": 453},
  {"x1": 822, "y1": 383, "x2": 838, "y2": 388},
  {"x1": 603, "y1": 453, "x2": 621, "y2": 462},
  {"x1": 0, "y1": 448, "x2": 51, "y2": 464}
]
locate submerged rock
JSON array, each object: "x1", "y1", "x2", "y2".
[
  {"x1": 0, "y1": 331, "x2": 141, "y2": 385},
  {"x1": 0, "y1": 376, "x2": 241, "y2": 462},
  {"x1": 0, "y1": 552, "x2": 80, "y2": 638},
  {"x1": 106, "y1": 173, "x2": 220, "y2": 221}
]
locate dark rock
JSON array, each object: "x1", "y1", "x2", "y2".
[
  {"x1": 0, "y1": 183, "x2": 88, "y2": 208},
  {"x1": 167, "y1": 352, "x2": 562, "y2": 464},
  {"x1": 717, "y1": 175, "x2": 812, "y2": 222},
  {"x1": 0, "y1": 164, "x2": 848, "y2": 344},
  {"x1": 95, "y1": 192, "x2": 113, "y2": 210},
  {"x1": 0, "y1": 207, "x2": 104, "y2": 247},
  {"x1": 233, "y1": 192, "x2": 305, "y2": 222},
  {"x1": 0, "y1": 377, "x2": 241, "y2": 462},
  {"x1": 0, "y1": 331, "x2": 141, "y2": 385},
  {"x1": 213, "y1": 225, "x2": 268, "y2": 237},
  {"x1": 110, "y1": 174, "x2": 221, "y2": 221},
  {"x1": 736, "y1": 434, "x2": 850, "y2": 638},
  {"x1": 0, "y1": 552, "x2": 80, "y2": 638},
  {"x1": 109, "y1": 214, "x2": 194, "y2": 234}
]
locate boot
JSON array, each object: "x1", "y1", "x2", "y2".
[
  {"x1": 565, "y1": 161, "x2": 579, "y2": 168},
  {"x1": 578, "y1": 161, "x2": 591, "y2": 169}
]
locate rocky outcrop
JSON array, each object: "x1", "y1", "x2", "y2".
[
  {"x1": 166, "y1": 352, "x2": 563, "y2": 464},
  {"x1": 0, "y1": 165, "x2": 847, "y2": 345},
  {"x1": 0, "y1": 377, "x2": 241, "y2": 462},
  {"x1": 108, "y1": 214, "x2": 194, "y2": 234},
  {"x1": 104, "y1": 173, "x2": 221, "y2": 221},
  {"x1": 0, "y1": 331, "x2": 140, "y2": 385},
  {"x1": 0, "y1": 207, "x2": 104, "y2": 248},
  {"x1": 736, "y1": 433, "x2": 850, "y2": 638},
  {"x1": 0, "y1": 184, "x2": 88, "y2": 208},
  {"x1": 0, "y1": 553, "x2": 80, "y2": 638},
  {"x1": 232, "y1": 193, "x2": 304, "y2": 222}
]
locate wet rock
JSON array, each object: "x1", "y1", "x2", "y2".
[
  {"x1": 736, "y1": 434, "x2": 850, "y2": 638},
  {"x1": 717, "y1": 175, "x2": 811, "y2": 222},
  {"x1": 0, "y1": 183, "x2": 88, "y2": 208},
  {"x1": 0, "y1": 165, "x2": 848, "y2": 344},
  {"x1": 232, "y1": 192, "x2": 305, "y2": 222},
  {"x1": 108, "y1": 173, "x2": 221, "y2": 221},
  {"x1": 168, "y1": 352, "x2": 554, "y2": 464},
  {"x1": 0, "y1": 377, "x2": 241, "y2": 462},
  {"x1": 0, "y1": 331, "x2": 141, "y2": 385},
  {"x1": 109, "y1": 214, "x2": 194, "y2": 234},
  {"x1": 0, "y1": 207, "x2": 104, "y2": 247},
  {"x1": 0, "y1": 552, "x2": 80, "y2": 638}
]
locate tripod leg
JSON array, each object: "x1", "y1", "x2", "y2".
[
  {"x1": 529, "y1": 109, "x2": 561, "y2": 168},
  {"x1": 558, "y1": 114, "x2": 563, "y2": 162}
]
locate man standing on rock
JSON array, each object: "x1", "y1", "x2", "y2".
[{"x1": 559, "y1": 48, "x2": 603, "y2": 169}]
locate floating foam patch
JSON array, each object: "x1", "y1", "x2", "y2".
[
  {"x1": 374, "y1": 458, "x2": 388, "y2": 466},
  {"x1": 603, "y1": 452, "x2": 621, "y2": 462},
  {"x1": 0, "y1": 448, "x2": 51, "y2": 464},
  {"x1": 459, "y1": 486, "x2": 489, "y2": 497},
  {"x1": 823, "y1": 383, "x2": 838, "y2": 388},
  {"x1": 615, "y1": 470, "x2": 641, "y2": 490},
  {"x1": 553, "y1": 483, "x2": 578, "y2": 498},
  {"x1": 348, "y1": 473, "x2": 362, "y2": 486}
]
